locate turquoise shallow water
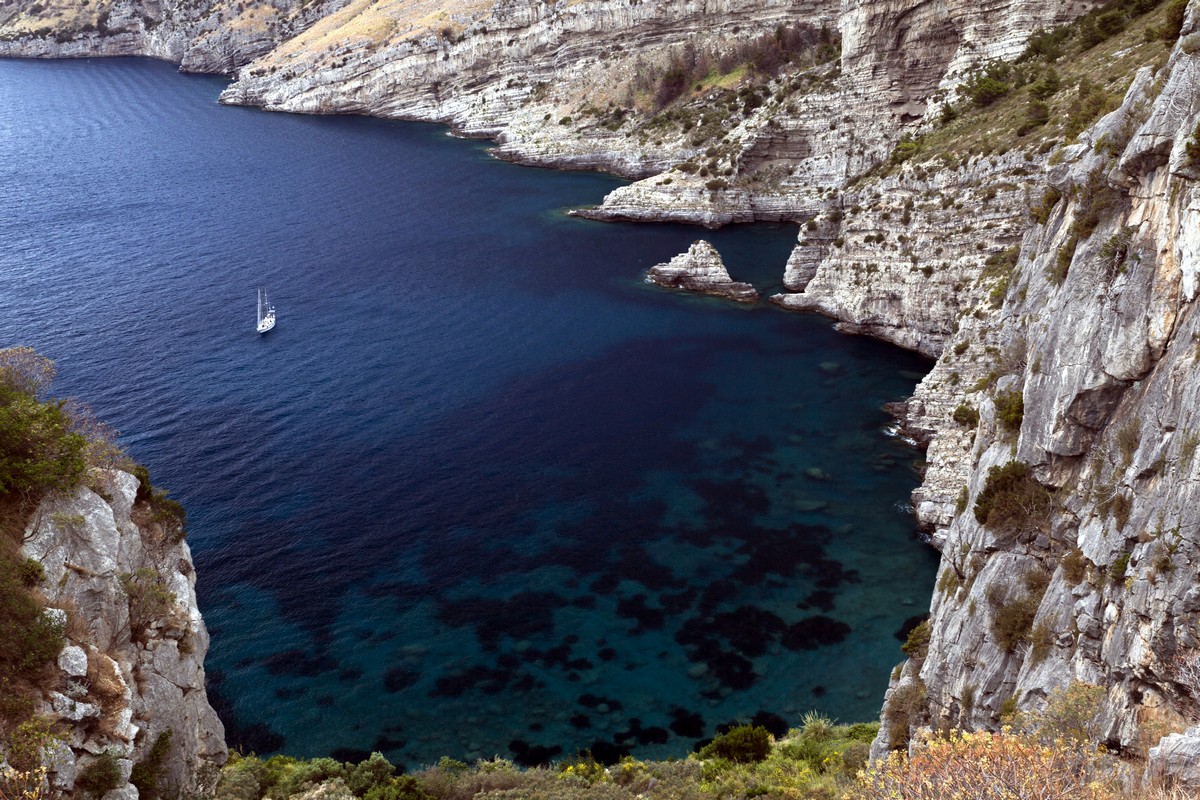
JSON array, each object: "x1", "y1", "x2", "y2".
[{"x1": 0, "y1": 57, "x2": 938, "y2": 767}]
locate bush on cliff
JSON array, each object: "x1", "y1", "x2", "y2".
[
  {"x1": 1163, "y1": 0, "x2": 1188, "y2": 40},
  {"x1": 994, "y1": 389, "x2": 1024, "y2": 433},
  {"x1": 0, "y1": 371, "x2": 86, "y2": 500},
  {"x1": 76, "y1": 751, "x2": 124, "y2": 798},
  {"x1": 973, "y1": 461, "x2": 1053, "y2": 536},
  {"x1": 130, "y1": 728, "x2": 174, "y2": 800}
]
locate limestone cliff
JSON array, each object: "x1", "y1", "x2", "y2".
[
  {"x1": 0, "y1": 0, "x2": 346, "y2": 73},
  {"x1": 872, "y1": 1, "x2": 1200, "y2": 759},
  {"x1": 20, "y1": 469, "x2": 226, "y2": 797}
]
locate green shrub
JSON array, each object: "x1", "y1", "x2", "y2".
[
  {"x1": 1049, "y1": 237, "x2": 1077, "y2": 285},
  {"x1": 4, "y1": 715, "x2": 57, "y2": 772},
  {"x1": 987, "y1": 582, "x2": 1043, "y2": 653},
  {"x1": 131, "y1": 729, "x2": 174, "y2": 800},
  {"x1": 76, "y1": 751, "x2": 124, "y2": 797},
  {"x1": 952, "y1": 404, "x2": 980, "y2": 428},
  {"x1": 901, "y1": 620, "x2": 931, "y2": 659},
  {"x1": 1065, "y1": 81, "x2": 1117, "y2": 139},
  {"x1": 973, "y1": 461, "x2": 1052, "y2": 535},
  {"x1": 995, "y1": 390, "x2": 1024, "y2": 433},
  {"x1": 1032, "y1": 186, "x2": 1062, "y2": 225},
  {"x1": 700, "y1": 725, "x2": 773, "y2": 764},
  {"x1": 215, "y1": 753, "x2": 266, "y2": 800},
  {"x1": 1163, "y1": 0, "x2": 1187, "y2": 40},
  {"x1": 1029, "y1": 69, "x2": 1061, "y2": 100},
  {"x1": 120, "y1": 568, "x2": 176, "y2": 642},
  {"x1": 963, "y1": 64, "x2": 1012, "y2": 106},
  {"x1": 1021, "y1": 27, "x2": 1071, "y2": 62},
  {"x1": 277, "y1": 757, "x2": 348, "y2": 798},
  {"x1": 17, "y1": 557, "x2": 44, "y2": 587},
  {"x1": 890, "y1": 134, "x2": 923, "y2": 165},
  {"x1": 1109, "y1": 552, "x2": 1131, "y2": 584},
  {"x1": 1018, "y1": 99, "x2": 1051, "y2": 136},
  {"x1": 0, "y1": 546, "x2": 65, "y2": 678},
  {"x1": 363, "y1": 776, "x2": 430, "y2": 800},
  {"x1": 0, "y1": 383, "x2": 86, "y2": 497},
  {"x1": 347, "y1": 752, "x2": 397, "y2": 797},
  {"x1": 1186, "y1": 122, "x2": 1200, "y2": 168}
]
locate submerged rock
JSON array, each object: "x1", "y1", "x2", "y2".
[{"x1": 646, "y1": 241, "x2": 758, "y2": 304}]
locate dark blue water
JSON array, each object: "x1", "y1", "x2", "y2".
[{"x1": 0, "y1": 58, "x2": 937, "y2": 766}]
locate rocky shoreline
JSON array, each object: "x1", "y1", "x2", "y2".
[{"x1": 6, "y1": 0, "x2": 1200, "y2": 784}]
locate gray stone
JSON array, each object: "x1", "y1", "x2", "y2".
[
  {"x1": 44, "y1": 738, "x2": 77, "y2": 791},
  {"x1": 58, "y1": 644, "x2": 89, "y2": 677},
  {"x1": 1147, "y1": 727, "x2": 1200, "y2": 788},
  {"x1": 646, "y1": 241, "x2": 758, "y2": 303},
  {"x1": 51, "y1": 691, "x2": 100, "y2": 722}
]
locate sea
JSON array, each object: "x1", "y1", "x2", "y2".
[{"x1": 0, "y1": 57, "x2": 939, "y2": 768}]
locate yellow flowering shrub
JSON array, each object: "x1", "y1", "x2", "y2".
[
  {"x1": 0, "y1": 764, "x2": 48, "y2": 800},
  {"x1": 857, "y1": 730, "x2": 1118, "y2": 800}
]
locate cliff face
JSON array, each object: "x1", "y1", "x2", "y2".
[
  {"x1": 876, "y1": 3, "x2": 1200, "y2": 755},
  {"x1": 0, "y1": 0, "x2": 346, "y2": 73},
  {"x1": 21, "y1": 469, "x2": 226, "y2": 797}
]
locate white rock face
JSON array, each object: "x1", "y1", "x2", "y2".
[
  {"x1": 21, "y1": 469, "x2": 226, "y2": 797},
  {"x1": 1148, "y1": 726, "x2": 1200, "y2": 788},
  {"x1": 646, "y1": 240, "x2": 758, "y2": 303},
  {"x1": 873, "y1": 13, "x2": 1200, "y2": 781},
  {"x1": 58, "y1": 644, "x2": 90, "y2": 677}
]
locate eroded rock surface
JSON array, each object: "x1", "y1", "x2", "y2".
[
  {"x1": 647, "y1": 240, "x2": 758, "y2": 302},
  {"x1": 21, "y1": 469, "x2": 226, "y2": 797}
]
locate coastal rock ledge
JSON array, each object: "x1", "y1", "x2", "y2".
[
  {"x1": 21, "y1": 468, "x2": 227, "y2": 797},
  {"x1": 646, "y1": 241, "x2": 758, "y2": 303}
]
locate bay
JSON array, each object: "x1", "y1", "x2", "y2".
[{"x1": 0, "y1": 57, "x2": 938, "y2": 767}]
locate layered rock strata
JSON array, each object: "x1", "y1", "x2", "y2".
[
  {"x1": 646, "y1": 239, "x2": 759, "y2": 302},
  {"x1": 21, "y1": 469, "x2": 227, "y2": 797},
  {"x1": 0, "y1": 0, "x2": 346, "y2": 73}
]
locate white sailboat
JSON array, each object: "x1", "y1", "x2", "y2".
[{"x1": 256, "y1": 288, "x2": 276, "y2": 334}]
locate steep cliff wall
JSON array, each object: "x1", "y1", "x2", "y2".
[
  {"x1": 0, "y1": 0, "x2": 346, "y2": 72},
  {"x1": 20, "y1": 469, "x2": 227, "y2": 797},
  {"x1": 874, "y1": 0, "x2": 1200, "y2": 757}
]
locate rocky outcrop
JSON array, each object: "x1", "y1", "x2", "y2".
[
  {"x1": 646, "y1": 240, "x2": 758, "y2": 302},
  {"x1": 21, "y1": 469, "x2": 226, "y2": 797},
  {"x1": 0, "y1": 0, "x2": 347, "y2": 73},
  {"x1": 1148, "y1": 726, "x2": 1200, "y2": 789}
]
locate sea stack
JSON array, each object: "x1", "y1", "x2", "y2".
[{"x1": 646, "y1": 240, "x2": 759, "y2": 303}]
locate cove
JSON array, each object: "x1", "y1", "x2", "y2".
[{"x1": 0, "y1": 57, "x2": 939, "y2": 767}]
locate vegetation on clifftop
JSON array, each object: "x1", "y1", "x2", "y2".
[
  {"x1": 211, "y1": 685, "x2": 1191, "y2": 800},
  {"x1": 885, "y1": 0, "x2": 1178, "y2": 169}
]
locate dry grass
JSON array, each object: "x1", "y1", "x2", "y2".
[{"x1": 86, "y1": 650, "x2": 129, "y2": 741}]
